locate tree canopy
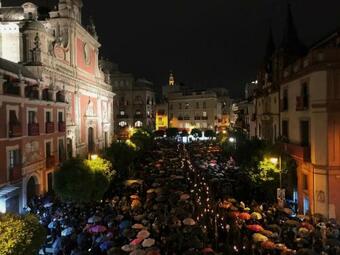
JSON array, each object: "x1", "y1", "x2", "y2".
[
  {"x1": 0, "y1": 213, "x2": 46, "y2": 255},
  {"x1": 191, "y1": 128, "x2": 202, "y2": 138},
  {"x1": 54, "y1": 157, "x2": 112, "y2": 203}
]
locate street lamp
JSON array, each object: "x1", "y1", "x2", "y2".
[
  {"x1": 90, "y1": 154, "x2": 98, "y2": 160},
  {"x1": 269, "y1": 156, "x2": 284, "y2": 206}
]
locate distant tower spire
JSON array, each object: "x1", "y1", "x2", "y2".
[{"x1": 169, "y1": 71, "x2": 175, "y2": 86}]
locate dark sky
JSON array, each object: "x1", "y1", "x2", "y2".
[{"x1": 5, "y1": 0, "x2": 340, "y2": 97}]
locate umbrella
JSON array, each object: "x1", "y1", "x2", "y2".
[
  {"x1": 100, "y1": 241, "x2": 112, "y2": 252},
  {"x1": 282, "y1": 208, "x2": 293, "y2": 215},
  {"x1": 296, "y1": 249, "x2": 318, "y2": 255},
  {"x1": 261, "y1": 240, "x2": 276, "y2": 249},
  {"x1": 142, "y1": 238, "x2": 155, "y2": 248},
  {"x1": 48, "y1": 221, "x2": 57, "y2": 229},
  {"x1": 115, "y1": 215, "x2": 124, "y2": 221},
  {"x1": 298, "y1": 227, "x2": 309, "y2": 237},
  {"x1": 130, "y1": 238, "x2": 143, "y2": 246},
  {"x1": 252, "y1": 233, "x2": 268, "y2": 243},
  {"x1": 133, "y1": 215, "x2": 144, "y2": 221},
  {"x1": 88, "y1": 215, "x2": 102, "y2": 224},
  {"x1": 88, "y1": 225, "x2": 107, "y2": 233},
  {"x1": 121, "y1": 244, "x2": 135, "y2": 252},
  {"x1": 146, "y1": 249, "x2": 160, "y2": 255},
  {"x1": 130, "y1": 195, "x2": 140, "y2": 200},
  {"x1": 285, "y1": 219, "x2": 300, "y2": 226},
  {"x1": 300, "y1": 222, "x2": 314, "y2": 231},
  {"x1": 180, "y1": 194, "x2": 190, "y2": 201},
  {"x1": 44, "y1": 202, "x2": 53, "y2": 208},
  {"x1": 119, "y1": 220, "x2": 131, "y2": 230},
  {"x1": 260, "y1": 229, "x2": 273, "y2": 237},
  {"x1": 247, "y1": 224, "x2": 264, "y2": 232},
  {"x1": 251, "y1": 212, "x2": 262, "y2": 220},
  {"x1": 130, "y1": 249, "x2": 146, "y2": 255},
  {"x1": 137, "y1": 229, "x2": 150, "y2": 239},
  {"x1": 61, "y1": 227, "x2": 73, "y2": 237},
  {"x1": 202, "y1": 247, "x2": 215, "y2": 254},
  {"x1": 132, "y1": 224, "x2": 145, "y2": 229},
  {"x1": 147, "y1": 189, "x2": 156, "y2": 194},
  {"x1": 266, "y1": 224, "x2": 281, "y2": 233},
  {"x1": 183, "y1": 218, "x2": 196, "y2": 226},
  {"x1": 238, "y1": 212, "x2": 251, "y2": 220}
]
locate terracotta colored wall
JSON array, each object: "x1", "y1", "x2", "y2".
[{"x1": 76, "y1": 38, "x2": 95, "y2": 75}]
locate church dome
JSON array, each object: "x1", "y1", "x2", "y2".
[{"x1": 22, "y1": 20, "x2": 46, "y2": 32}]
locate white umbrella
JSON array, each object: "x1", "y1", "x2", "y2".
[
  {"x1": 121, "y1": 244, "x2": 135, "y2": 252},
  {"x1": 142, "y1": 238, "x2": 155, "y2": 248}
]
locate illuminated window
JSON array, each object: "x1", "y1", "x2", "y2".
[
  {"x1": 202, "y1": 112, "x2": 207, "y2": 117},
  {"x1": 185, "y1": 103, "x2": 189, "y2": 109},
  {"x1": 119, "y1": 121, "x2": 127, "y2": 127},
  {"x1": 135, "y1": 121, "x2": 143, "y2": 127},
  {"x1": 120, "y1": 111, "x2": 125, "y2": 116}
]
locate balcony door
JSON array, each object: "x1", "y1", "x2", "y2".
[
  {"x1": 300, "y1": 120, "x2": 310, "y2": 146},
  {"x1": 88, "y1": 127, "x2": 95, "y2": 153},
  {"x1": 26, "y1": 176, "x2": 38, "y2": 205}
]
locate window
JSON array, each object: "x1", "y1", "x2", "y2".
[
  {"x1": 9, "y1": 149, "x2": 20, "y2": 168},
  {"x1": 46, "y1": 111, "x2": 51, "y2": 123},
  {"x1": 118, "y1": 121, "x2": 127, "y2": 127},
  {"x1": 135, "y1": 121, "x2": 143, "y2": 127},
  {"x1": 203, "y1": 102, "x2": 206, "y2": 109},
  {"x1": 179, "y1": 103, "x2": 182, "y2": 110},
  {"x1": 58, "y1": 139, "x2": 65, "y2": 162},
  {"x1": 282, "y1": 88, "x2": 288, "y2": 111},
  {"x1": 301, "y1": 82, "x2": 309, "y2": 109},
  {"x1": 46, "y1": 142, "x2": 52, "y2": 157},
  {"x1": 135, "y1": 111, "x2": 141, "y2": 116},
  {"x1": 282, "y1": 120, "x2": 289, "y2": 140},
  {"x1": 9, "y1": 110, "x2": 18, "y2": 124},
  {"x1": 120, "y1": 111, "x2": 125, "y2": 116},
  {"x1": 185, "y1": 103, "x2": 189, "y2": 109},
  {"x1": 300, "y1": 120, "x2": 309, "y2": 146},
  {"x1": 28, "y1": 110, "x2": 36, "y2": 124},
  {"x1": 202, "y1": 112, "x2": 207, "y2": 117},
  {"x1": 169, "y1": 104, "x2": 173, "y2": 110},
  {"x1": 58, "y1": 111, "x2": 64, "y2": 122},
  {"x1": 196, "y1": 102, "x2": 199, "y2": 109}
]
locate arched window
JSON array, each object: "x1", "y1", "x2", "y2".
[
  {"x1": 118, "y1": 121, "x2": 127, "y2": 127},
  {"x1": 135, "y1": 121, "x2": 143, "y2": 128}
]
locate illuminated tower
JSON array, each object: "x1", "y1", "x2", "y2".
[{"x1": 169, "y1": 71, "x2": 175, "y2": 86}]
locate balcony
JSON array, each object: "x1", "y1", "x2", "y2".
[
  {"x1": 58, "y1": 121, "x2": 66, "y2": 132},
  {"x1": 46, "y1": 155, "x2": 55, "y2": 169},
  {"x1": 202, "y1": 116, "x2": 208, "y2": 120},
  {"x1": 45, "y1": 122, "x2": 55, "y2": 133},
  {"x1": 282, "y1": 142, "x2": 311, "y2": 162},
  {"x1": 9, "y1": 122, "x2": 22, "y2": 137},
  {"x1": 28, "y1": 123, "x2": 40, "y2": 136},
  {"x1": 296, "y1": 96, "x2": 309, "y2": 111},
  {"x1": 9, "y1": 165, "x2": 22, "y2": 182},
  {"x1": 56, "y1": 92, "x2": 65, "y2": 103},
  {"x1": 3, "y1": 82, "x2": 20, "y2": 96}
]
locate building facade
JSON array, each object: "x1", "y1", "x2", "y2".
[
  {"x1": 0, "y1": 58, "x2": 67, "y2": 213},
  {"x1": 111, "y1": 67, "x2": 155, "y2": 138},
  {"x1": 0, "y1": 0, "x2": 115, "y2": 211},
  {"x1": 240, "y1": 5, "x2": 340, "y2": 219}
]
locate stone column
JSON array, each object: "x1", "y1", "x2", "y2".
[{"x1": 19, "y1": 81, "x2": 26, "y2": 98}]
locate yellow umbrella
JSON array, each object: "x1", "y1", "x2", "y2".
[
  {"x1": 253, "y1": 233, "x2": 268, "y2": 243},
  {"x1": 251, "y1": 212, "x2": 262, "y2": 220}
]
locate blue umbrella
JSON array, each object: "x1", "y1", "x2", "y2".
[
  {"x1": 48, "y1": 221, "x2": 57, "y2": 229},
  {"x1": 99, "y1": 241, "x2": 112, "y2": 251},
  {"x1": 119, "y1": 220, "x2": 130, "y2": 230}
]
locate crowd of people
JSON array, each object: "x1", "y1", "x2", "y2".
[{"x1": 27, "y1": 140, "x2": 340, "y2": 255}]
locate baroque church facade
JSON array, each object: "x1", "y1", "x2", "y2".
[
  {"x1": 0, "y1": 0, "x2": 114, "y2": 212},
  {"x1": 0, "y1": 0, "x2": 114, "y2": 157}
]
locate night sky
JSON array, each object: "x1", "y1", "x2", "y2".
[{"x1": 5, "y1": 0, "x2": 340, "y2": 97}]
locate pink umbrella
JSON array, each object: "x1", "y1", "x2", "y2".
[
  {"x1": 88, "y1": 225, "x2": 107, "y2": 233},
  {"x1": 130, "y1": 238, "x2": 143, "y2": 246}
]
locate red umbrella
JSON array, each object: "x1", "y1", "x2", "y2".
[
  {"x1": 238, "y1": 212, "x2": 251, "y2": 220},
  {"x1": 247, "y1": 224, "x2": 264, "y2": 232},
  {"x1": 88, "y1": 225, "x2": 107, "y2": 233}
]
